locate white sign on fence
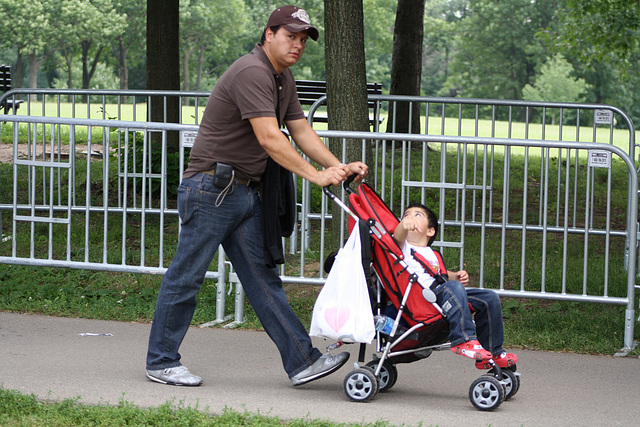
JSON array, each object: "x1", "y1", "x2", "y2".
[
  {"x1": 181, "y1": 131, "x2": 198, "y2": 148},
  {"x1": 594, "y1": 109, "x2": 613, "y2": 125},
  {"x1": 588, "y1": 149, "x2": 611, "y2": 168}
]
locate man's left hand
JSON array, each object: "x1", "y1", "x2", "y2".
[{"x1": 341, "y1": 162, "x2": 368, "y2": 183}]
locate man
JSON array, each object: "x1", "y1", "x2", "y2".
[{"x1": 145, "y1": 5, "x2": 368, "y2": 387}]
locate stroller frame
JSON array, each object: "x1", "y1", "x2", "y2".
[{"x1": 323, "y1": 178, "x2": 520, "y2": 410}]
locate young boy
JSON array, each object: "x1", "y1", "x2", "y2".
[{"x1": 393, "y1": 203, "x2": 518, "y2": 369}]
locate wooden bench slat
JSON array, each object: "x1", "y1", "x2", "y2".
[
  {"x1": 295, "y1": 79, "x2": 382, "y2": 105},
  {"x1": 294, "y1": 79, "x2": 382, "y2": 125}
]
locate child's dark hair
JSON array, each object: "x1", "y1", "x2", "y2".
[{"x1": 404, "y1": 203, "x2": 438, "y2": 246}]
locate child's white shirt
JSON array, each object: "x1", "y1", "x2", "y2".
[{"x1": 401, "y1": 241, "x2": 440, "y2": 289}]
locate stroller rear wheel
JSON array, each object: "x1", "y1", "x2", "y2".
[
  {"x1": 343, "y1": 367, "x2": 379, "y2": 402},
  {"x1": 468, "y1": 375, "x2": 505, "y2": 411},
  {"x1": 366, "y1": 360, "x2": 397, "y2": 392}
]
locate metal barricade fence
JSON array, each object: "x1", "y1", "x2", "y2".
[
  {"x1": 3, "y1": 89, "x2": 636, "y2": 243},
  {"x1": 304, "y1": 94, "x2": 637, "y2": 256},
  {"x1": 0, "y1": 88, "x2": 211, "y2": 124},
  {"x1": 0, "y1": 116, "x2": 233, "y2": 327},
  {"x1": 0, "y1": 93, "x2": 638, "y2": 352}
]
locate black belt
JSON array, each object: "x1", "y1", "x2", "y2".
[{"x1": 202, "y1": 168, "x2": 256, "y2": 187}]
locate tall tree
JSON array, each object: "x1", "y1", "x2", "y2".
[
  {"x1": 180, "y1": 0, "x2": 248, "y2": 91},
  {"x1": 112, "y1": 0, "x2": 146, "y2": 91},
  {"x1": 147, "y1": 0, "x2": 179, "y2": 127},
  {"x1": 0, "y1": 0, "x2": 50, "y2": 93},
  {"x1": 362, "y1": 0, "x2": 396, "y2": 90},
  {"x1": 146, "y1": 0, "x2": 180, "y2": 196},
  {"x1": 324, "y1": 0, "x2": 369, "y2": 247},
  {"x1": 48, "y1": 0, "x2": 126, "y2": 92},
  {"x1": 555, "y1": 0, "x2": 640, "y2": 70},
  {"x1": 324, "y1": 0, "x2": 369, "y2": 133},
  {"x1": 388, "y1": 0, "x2": 426, "y2": 133},
  {"x1": 522, "y1": 53, "x2": 589, "y2": 124},
  {"x1": 443, "y1": 0, "x2": 553, "y2": 102},
  {"x1": 422, "y1": 0, "x2": 465, "y2": 96}
]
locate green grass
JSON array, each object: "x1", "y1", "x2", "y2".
[
  {"x1": 3, "y1": 101, "x2": 640, "y2": 155},
  {"x1": 0, "y1": 388, "x2": 391, "y2": 427},
  {"x1": 0, "y1": 143, "x2": 637, "y2": 356}
]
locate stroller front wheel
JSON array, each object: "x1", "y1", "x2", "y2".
[
  {"x1": 468, "y1": 375, "x2": 505, "y2": 411},
  {"x1": 343, "y1": 367, "x2": 379, "y2": 402}
]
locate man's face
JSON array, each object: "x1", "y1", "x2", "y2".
[{"x1": 263, "y1": 27, "x2": 308, "y2": 73}]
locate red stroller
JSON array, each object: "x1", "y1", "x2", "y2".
[{"x1": 323, "y1": 179, "x2": 520, "y2": 411}]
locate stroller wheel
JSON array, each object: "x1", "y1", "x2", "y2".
[
  {"x1": 468, "y1": 375, "x2": 505, "y2": 411},
  {"x1": 366, "y1": 360, "x2": 398, "y2": 392},
  {"x1": 489, "y1": 367, "x2": 520, "y2": 400},
  {"x1": 343, "y1": 367, "x2": 379, "y2": 402}
]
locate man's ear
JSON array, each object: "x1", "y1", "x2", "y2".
[
  {"x1": 265, "y1": 28, "x2": 275, "y2": 43},
  {"x1": 426, "y1": 227, "x2": 436, "y2": 238}
]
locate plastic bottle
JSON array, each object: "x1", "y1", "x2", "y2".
[{"x1": 374, "y1": 315, "x2": 395, "y2": 335}]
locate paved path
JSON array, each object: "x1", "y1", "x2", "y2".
[{"x1": 1, "y1": 312, "x2": 638, "y2": 426}]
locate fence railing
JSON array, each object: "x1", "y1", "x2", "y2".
[
  {"x1": 0, "y1": 112, "x2": 637, "y2": 353},
  {"x1": 6, "y1": 88, "x2": 635, "y2": 254},
  {"x1": 3, "y1": 89, "x2": 636, "y2": 150}
]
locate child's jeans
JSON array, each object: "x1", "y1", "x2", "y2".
[{"x1": 435, "y1": 281, "x2": 505, "y2": 355}]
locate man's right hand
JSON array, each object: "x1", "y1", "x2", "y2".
[{"x1": 313, "y1": 165, "x2": 347, "y2": 187}]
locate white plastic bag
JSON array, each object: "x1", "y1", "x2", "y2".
[{"x1": 310, "y1": 223, "x2": 375, "y2": 343}]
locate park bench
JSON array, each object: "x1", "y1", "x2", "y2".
[
  {"x1": 0, "y1": 65, "x2": 23, "y2": 114},
  {"x1": 295, "y1": 79, "x2": 382, "y2": 126}
]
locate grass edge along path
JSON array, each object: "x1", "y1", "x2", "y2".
[{"x1": 0, "y1": 387, "x2": 394, "y2": 427}]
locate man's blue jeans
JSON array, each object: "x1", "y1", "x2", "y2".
[
  {"x1": 146, "y1": 172, "x2": 322, "y2": 377},
  {"x1": 435, "y1": 281, "x2": 505, "y2": 355}
]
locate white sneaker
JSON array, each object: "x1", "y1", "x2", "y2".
[{"x1": 146, "y1": 365, "x2": 203, "y2": 386}]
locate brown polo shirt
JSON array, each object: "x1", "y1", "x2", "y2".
[{"x1": 184, "y1": 44, "x2": 305, "y2": 182}]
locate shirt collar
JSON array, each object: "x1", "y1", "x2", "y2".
[{"x1": 252, "y1": 43, "x2": 279, "y2": 76}]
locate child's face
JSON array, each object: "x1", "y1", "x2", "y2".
[{"x1": 402, "y1": 207, "x2": 433, "y2": 235}]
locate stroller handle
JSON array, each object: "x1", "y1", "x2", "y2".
[
  {"x1": 322, "y1": 174, "x2": 360, "y2": 221},
  {"x1": 322, "y1": 173, "x2": 358, "y2": 198}
]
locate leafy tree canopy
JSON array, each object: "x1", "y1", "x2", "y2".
[{"x1": 522, "y1": 53, "x2": 590, "y2": 103}]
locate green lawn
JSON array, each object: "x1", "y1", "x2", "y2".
[{"x1": 5, "y1": 100, "x2": 639, "y2": 155}]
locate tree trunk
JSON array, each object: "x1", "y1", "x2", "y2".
[
  {"x1": 196, "y1": 49, "x2": 205, "y2": 91},
  {"x1": 324, "y1": 0, "x2": 370, "y2": 248},
  {"x1": 82, "y1": 42, "x2": 104, "y2": 89},
  {"x1": 325, "y1": 0, "x2": 369, "y2": 134},
  {"x1": 147, "y1": 0, "x2": 180, "y2": 153},
  {"x1": 118, "y1": 37, "x2": 129, "y2": 91},
  {"x1": 183, "y1": 49, "x2": 191, "y2": 91},
  {"x1": 81, "y1": 41, "x2": 104, "y2": 102},
  {"x1": 388, "y1": 0, "x2": 425, "y2": 134},
  {"x1": 64, "y1": 53, "x2": 74, "y2": 102},
  {"x1": 28, "y1": 52, "x2": 39, "y2": 102},
  {"x1": 13, "y1": 52, "x2": 24, "y2": 89},
  {"x1": 81, "y1": 41, "x2": 91, "y2": 90}
]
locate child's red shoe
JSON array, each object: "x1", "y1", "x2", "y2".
[
  {"x1": 450, "y1": 340, "x2": 492, "y2": 361},
  {"x1": 494, "y1": 352, "x2": 518, "y2": 368},
  {"x1": 475, "y1": 352, "x2": 519, "y2": 369}
]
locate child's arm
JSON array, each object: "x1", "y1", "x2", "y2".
[
  {"x1": 448, "y1": 270, "x2": 469, "y2": 286},
  {"x1": 393, "y1": 217, "x2": 420, "y2": 246}
]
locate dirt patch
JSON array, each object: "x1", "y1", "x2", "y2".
[{"x1": 0, "y1": 143, "x2": 104, "y2": 164}]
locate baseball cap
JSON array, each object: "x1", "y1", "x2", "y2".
[{"x1": 266, "y1": 5, "x2": 319, "y2": 41}]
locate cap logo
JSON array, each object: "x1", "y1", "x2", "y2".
[{"x1": 291, "y1": 9, "x2": 310, "y2": 25}]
